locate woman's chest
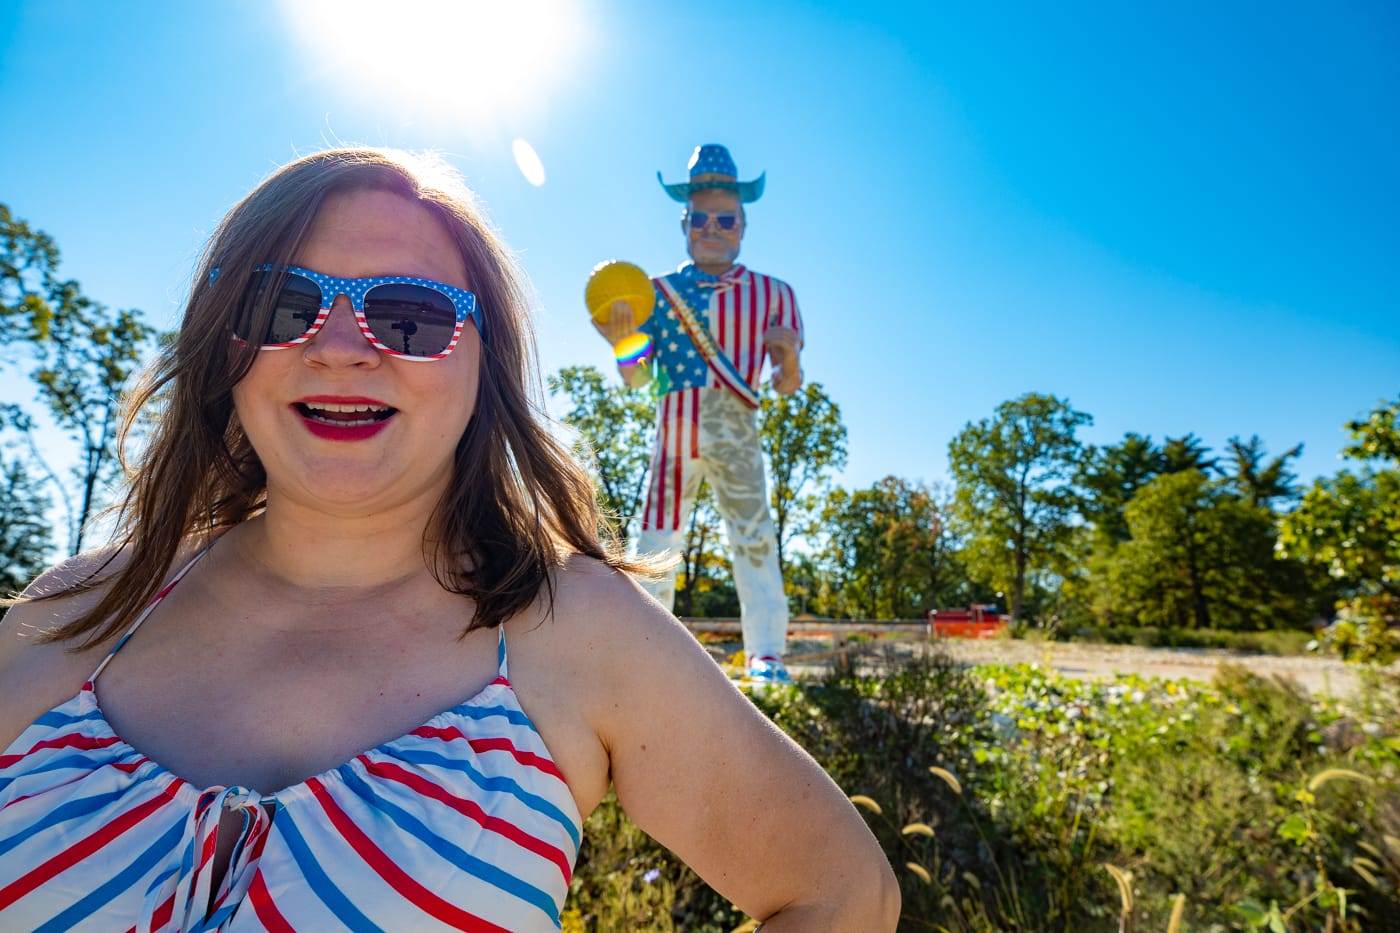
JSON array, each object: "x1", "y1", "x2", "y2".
[{"x1": 94, "y1": 620, "x2": 501, "y2": 794}]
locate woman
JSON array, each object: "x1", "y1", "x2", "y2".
[{"x1": 0, "y1": 148, "x2": 899, "y2": 931}]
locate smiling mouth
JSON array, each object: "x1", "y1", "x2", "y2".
[{"x1": 295, "y1": 402, "x2": 397, "y2": 426}]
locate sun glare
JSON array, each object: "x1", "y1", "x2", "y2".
[{"x1": 283, "y1": 0, "x2": 583, "y2": 131}]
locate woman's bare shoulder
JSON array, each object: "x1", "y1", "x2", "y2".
[
  {"x1": 0, "y1": 544, "x2": 135, "y2": 748},
  {"x1": 545, "y1": 553, "x2": 679, "y2": 638}
]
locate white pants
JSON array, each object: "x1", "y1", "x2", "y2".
[{"x1": 636, "y1": 387, "x2": 789, "y2": 659}]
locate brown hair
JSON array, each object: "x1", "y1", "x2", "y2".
[{"x1": 41, "y1": 147, "x2": 637, "y2": 648}]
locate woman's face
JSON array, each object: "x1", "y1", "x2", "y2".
[{"x1": 230, "y1": 188, "x2": 482, "y2": 520}]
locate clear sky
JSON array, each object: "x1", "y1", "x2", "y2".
[{"x1": 3, "y1": 0, "x2": 1397, "y2": 527}]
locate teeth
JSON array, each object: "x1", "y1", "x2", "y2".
[{"x1": 306, "y1": 402, "x2": 389, "y2": 414}]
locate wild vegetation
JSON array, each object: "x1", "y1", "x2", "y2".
[{"x1": 567, "y1": 645, "x2": 1400, "y2": 931}]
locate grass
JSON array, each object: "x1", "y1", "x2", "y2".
[
  {"x1": 568, "y1": 645, "x2": 1400, "y2": 931},
  {"x1": 1037, "y1": 624, "x2": 1319, "y2": 656}
]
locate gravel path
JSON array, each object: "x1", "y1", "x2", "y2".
[
  {"x1": 706, "y1": 634, "x2": 1386, "y2": 700},
  {"x1": 929, "y1": 638, "x2": 1370, "y2": 698}
]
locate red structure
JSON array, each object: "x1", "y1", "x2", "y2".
[{"x1": 925, "y1": 605, "x2": 1006, "y2": 639}]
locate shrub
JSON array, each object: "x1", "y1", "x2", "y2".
[{"x1": 567, "y1": 646, "x2": 1400, "y2": 931}]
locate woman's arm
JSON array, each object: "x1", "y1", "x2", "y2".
[
  {"x1": 566, "y1": 565, "x2": 900, "y2": 931},
  {"x1": 0, "y1": 547, "x2": 128, "y2": 750}
]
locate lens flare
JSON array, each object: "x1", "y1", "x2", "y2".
[
  {"x1": 512, "y1": 139, "x2": 546, "y2": 187},
  {"x1": 613, "y1": 332, "x2": 651, "y2": 366},
  {"x1": 282, "y1": 1, "x2": 583, "y2": 132}
]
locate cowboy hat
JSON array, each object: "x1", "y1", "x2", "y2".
[{"x1": 657, "y1": 144, "x2": 765, "y2": 203}]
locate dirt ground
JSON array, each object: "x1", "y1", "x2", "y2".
[
  {"x1": 706, "y1": 634, "x2": 1387, "y2": 700},
  {"x1": 925, "y1": 637, "x2": 1370, "y2": 698}
]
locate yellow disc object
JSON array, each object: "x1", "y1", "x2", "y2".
[{"x1": 585, "y1": 260, "x2": 654, "y2": 327}]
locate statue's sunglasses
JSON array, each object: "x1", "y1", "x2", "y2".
[
  {"x1": 685, "y1": 211, "x2": 741, "y2": 232},
  {"x1": 221, "y1": 264, "x2": 481, "y2": 361}
]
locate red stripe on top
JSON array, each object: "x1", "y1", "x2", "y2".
[
  {"x1": 246, "y1": 870, "x2": 298, "y2": 933},
  {"x1": 687, "y1": 388, "x2": 700, "y2": 460},
  {"x1": 748, "y1": 281, "x2": 761, "y2": 384},
  {"x1": 364, "y1": 759, "x2": 573, "y2": 883},
  {"x1": 307, "y1": 778, "x2": 515, "y2": 933},
  {"x1": 670, "y1": 391, "x2": 686, "y2": 529},
  {"x1": 209, "y1": 810, "x2": 273, "y2": 916},
  {"x1": 647, "y1": 393, "x2": 671, "y2": 531},
  {"x1": 716, "y1": 287, "x2": 726, "y2": 350},
  {"x1": 0, "y1": 732, "x2": 121, "y2": 770},
  {"x1": 409, "y1": 726, "x2": 566, "y2": 782},
  {"x1": 149, "y1": 888, "x2": 177, "y2": 932},
  {"x1": 0, "y1": 786, "x2": 174, "y2": 910}
]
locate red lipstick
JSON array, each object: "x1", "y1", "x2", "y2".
[{"x1": 293, "y1": 396, "x2": 396, "y2": 442}]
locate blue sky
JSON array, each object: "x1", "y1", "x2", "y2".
[{"x1": 2, "y1": 0, "x2": 1397, "y2": 540}]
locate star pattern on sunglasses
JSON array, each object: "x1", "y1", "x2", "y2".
[{"x1": 226, "y1": 265, "x2": 481, "y2": 361}]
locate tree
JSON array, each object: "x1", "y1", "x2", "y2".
[
  {"x1": 547, "y1": 365, "x2": 655, "y2": 543},
  {"x1": 1079, "y1": 432, "x2": 1169, "y2": 545},
  {"x1": 1223, "y1": 434, "x2": 1302, "y2": 509},
  {"x1": 1160, "y1": 433, "x2": 1218, "y2": 475},
  {"x1": 1107, "y1": 470, "x2": 1318, "y2": 630},
  {"x1": 760, "y1": 381, "x2": 847, "y2": 576},
  {"x1": 674, "y1": 480, "x2": 737, "y2": 617},
  {"x1": 816, "y1": 477, "x2": 951, "y2": 620},
  {"x1": 1344, "y1": 395, "x2": 1400, "y2": 463},
  {"x1": 947, "y1": 393, "x2": 1091, "y2": 622},
  {"x1": 1, "y1": 203, "x2": 162, "y2": 555},
  {"x1": 1279, "y1": 396, "x2": 1400, "y2": 634},
  {"x1": 0, "y1": 409, "x2": 52, "y2": 596}
]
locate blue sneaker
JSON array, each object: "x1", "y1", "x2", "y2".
[{"x1": 746, "y1": 654, "x2": 793, "y2": 686}]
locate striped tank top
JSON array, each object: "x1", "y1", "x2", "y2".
[{"x1": 0, "y1": 548, "x2": 583, "y2": 931}]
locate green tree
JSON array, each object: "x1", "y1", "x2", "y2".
[
  {"x1": 1160, "y1": 432, "x2": 1217, "y2": 474},
  {"x1": 1344, "y1": 395, "x2": 1400, "y2": 462},
  {"x1": 1223, "y1": 434, "x2": 1302, "y2": 509},
  {"x1": 948, "y1": 393, "x2": 1091, "y2": 623},
  {"x1": 1279, "y1": 396, "x2": 1400, "y2": 640},
  {"x1": 0, "y1": 405, "x2": 52, "y2": 597},
  {"x1": 674, "y1": 480, "x2": 736, "y2": 617},
  {"x1": 547, "y1": 365, "x2": 655, "y2": 543},
  {"x1": 1079, "y1": 432, "x2": 1169, "y2": 545},
  {"x1": 816, "y1": 476, "x2": 950, "y2": 619},
  {"x1": 1, "y1": 203, "x2": 162, "y2": 555},
  {"x1": 1109, "y1": 470, "x2": 1319, "y2": 630},
  {"x1": 759, "y1": 381, "x2": 847, "y2": 576}
]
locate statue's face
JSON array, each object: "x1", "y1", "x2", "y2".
[{"x1": 683, "y1": 188, "x2": 744, "y2": 271}]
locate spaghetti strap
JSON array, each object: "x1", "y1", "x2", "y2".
[
  {"x1": 497, "y1": 626, "x2": 509, "y2": 680},
  {"x1": 86, "y1": 543, "x2": 214, "y2": 684}
]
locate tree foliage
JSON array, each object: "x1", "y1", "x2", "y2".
[
  {"x1": 547, "y1": 365, "x2": 655, "y2": 543},
  {"x1": 1223, "y1": 434, "x2": 1302, "y2": 509},
  {"x1": 1, "y1": 203, "x2": 162, "y2": 555},
  {"x1": 815, "y1": 476, "x2": 953, "y2": 619},
  {"x1": 0, "y1": 406, "x2": 52, "y2": 597},
  {"x1": 760, "y1": 381, "x2": 847, "y2": 576},
  {"x1": 1079, "y1": 432, "x2": 1170, "y2": 545},
  {"x1": 1279, "y1": 395, "x2": 1400, "y2": 644},
  {"x1": 674, "y1": 480, "x2": 737, "y2": 617},
  {"x1": 948, "y1": 393, "x2": 1090, "y2": 622},
  {"x1": 1106, "y1": 470, "x2": 1319, "y2": 630}
]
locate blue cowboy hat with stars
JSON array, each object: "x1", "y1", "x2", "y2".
[{"x1": 658, "y1": 144, "x2": 766, "y2": 203}]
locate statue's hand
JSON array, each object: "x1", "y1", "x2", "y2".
[
  {"x1": 593, "y1": 299, "x2": 637, "y2": 346},
  {"x1": 764, "y1": 326, "x2": 803, "y2": 395}
]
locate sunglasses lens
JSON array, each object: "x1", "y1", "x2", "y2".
[
  {"x1": 688, "y1": 212, "x2": 708, "y2": 230},
  {"x1": 267, "y1": 273, "x2": 324, "y2": 343},
  {"x1": 363, "y1": 283, "x2": 458, "y2": 357},
  {"x1": 234, "y1": 270, "x2": 322, "y2": 344},
  {"x1": 715, "y1": 214, "x2": 737, "y2": 230}
]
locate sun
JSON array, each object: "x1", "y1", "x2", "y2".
[{"x1": 283, "y1": 0, "x2": 585, "y2": 131}]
